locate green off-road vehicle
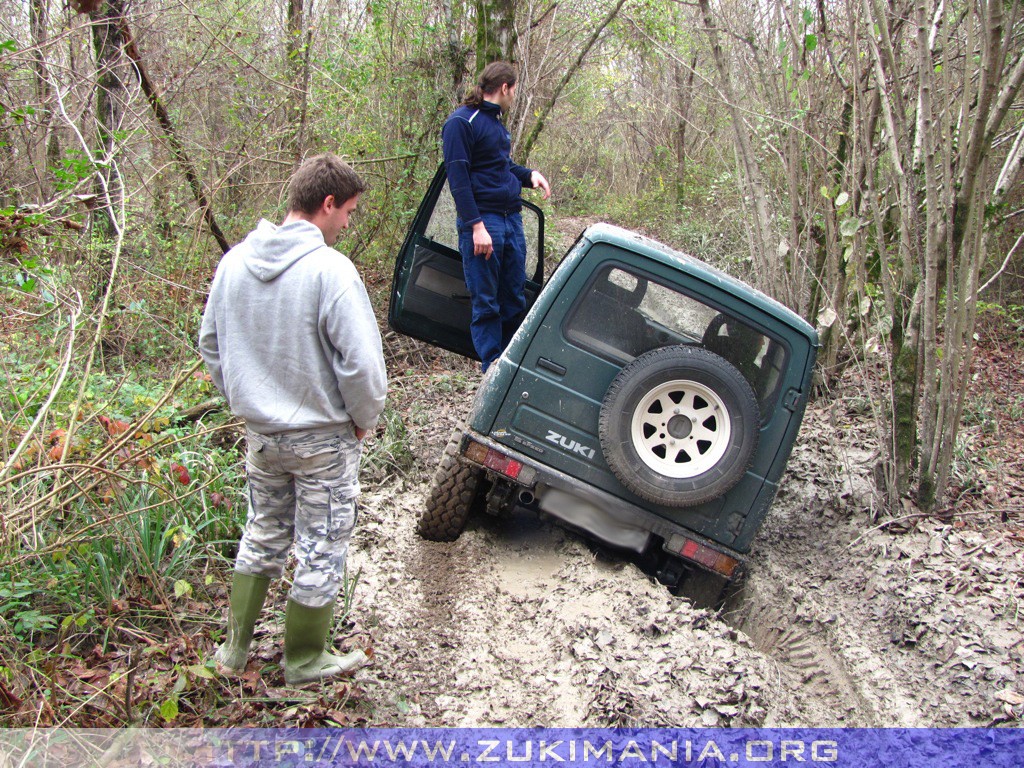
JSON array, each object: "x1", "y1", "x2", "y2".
[{"x1": 389, "y1": 167, "x2": 818, "y2": 601}]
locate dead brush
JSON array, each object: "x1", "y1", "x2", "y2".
[{"x1": 0, "y1": 335, "x2": 247, "y2": 725}]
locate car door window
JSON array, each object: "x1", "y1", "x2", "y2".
[
  {"x1": 422, "y1": 182, "x2": 459, "y2": 250},
  {"x1": 425, "y1": 179, "x2": 543, "y2": 283}
]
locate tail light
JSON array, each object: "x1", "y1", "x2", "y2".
[
  {"x1": 669, "y1": 534, "x2": 739, "y2": 577},
  {"x1": 462, "y1": 439, "x2": 536, "y2": 484}
]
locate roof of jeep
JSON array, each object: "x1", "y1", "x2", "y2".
[{"x1": 583, "y1": 223, "x2": 818, "y2": 342}]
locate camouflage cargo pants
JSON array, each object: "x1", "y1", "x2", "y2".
[{"x1": 234, "y1": 424, "x2": 362, "y2": 608}]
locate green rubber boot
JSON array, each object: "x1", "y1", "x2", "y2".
[
  {"x1": 214, "y1": 571, "x2": 270, "y2": 675},
  {"x1": 283, "y1": 599, "x2": 369, "y2": 686}
]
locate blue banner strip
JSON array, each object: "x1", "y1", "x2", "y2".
[{"x1": 2, "y1": 728, "x2": 1022, "y2": 767}]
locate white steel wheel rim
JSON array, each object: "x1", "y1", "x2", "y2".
[{"x1": 629, "y1": 378, "x2": 732, "y2": 479}]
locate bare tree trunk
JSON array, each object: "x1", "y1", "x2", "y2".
[
  {"x1": 697, "y1": 0, "x2": 777, "y2": 288},
  {"x1": 0, "y1": 122, "x2": 13, "y2": 207},
  {"x1": 518, "y1": 0, "x2": 627, "y2": 163},
  {"x1": 117, "y1": 18, "x2": 231, "y2": 254},
  {"x1": 914, "y1": 0, "x2": 942, "y2": 508},
  {"x1": 857, "y1": 0, "x2": 925, "y2": 506},
  {"x1": 444, "y1": 0, "x2": 470, "y2": 101},
  {"x1": 30, "y1": 0, "x2": 59, "y2": 202},
  {"x1": 673, "y1": 54, "x2": 698, "y2": 205},
  {"x1": 89, "y1": 0, "x2": 129, "y2": 300},
  {"x1": 286, "y1": 0, "x2": 304, "y2": 62},
  {"x1": 475, "y1": 0, "x2": 517, "y2": 68},
  {"x1": 285, "y1": 0, "x2": 310, "y2": 166},
  {"x1": 808, "y1": 93, "x2": 851, "y2": 330}
]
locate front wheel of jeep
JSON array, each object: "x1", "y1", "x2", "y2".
[
  {"x1": 599, "y1": 345, "x2": 759, "y2": 507},
  {"x1": 417, "y1": 427, "x2": 484, "y2": 541}
]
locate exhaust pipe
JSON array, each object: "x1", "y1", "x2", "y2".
[{"x1": 518, "y1": 490, "x2": 535, "y2": 505}]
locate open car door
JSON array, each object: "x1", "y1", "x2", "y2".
[{"x1": 388, "y1": 164, "x2": 545, "y2": 361}]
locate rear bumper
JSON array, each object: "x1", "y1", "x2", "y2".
[{"x1": 459, "y1": 430, "x2": 745, "y2": 578}]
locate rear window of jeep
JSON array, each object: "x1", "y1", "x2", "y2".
[{"x1": 565, "y1": 265, "x2": 787, "y2": 416}]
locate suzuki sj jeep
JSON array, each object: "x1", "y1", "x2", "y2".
[{"x1": 389, "y1": 167, "x2": 818, "y2": 600}]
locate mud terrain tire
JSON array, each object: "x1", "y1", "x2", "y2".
[
  {"x1": 417, "y1": 428, "x2": 484, "y2": 541},
  {"x1": 599, "y1": 345, "x2": 759, "y2": 507}
]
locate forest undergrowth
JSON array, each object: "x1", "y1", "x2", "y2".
[
  {"x1": 3, "y1": 0, "x2": 1023, "y2": 729},
  {"x1": 1, "y1": 232, "x2": 1021, "y2": 726}
]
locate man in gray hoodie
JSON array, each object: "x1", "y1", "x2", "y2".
[{"x1": 199, "y1": 154, "x2": 387, "y2": 686}]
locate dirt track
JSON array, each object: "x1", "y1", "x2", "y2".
[{"x1": 342, "y1": 353, "x2": 1024, "y2": 728}]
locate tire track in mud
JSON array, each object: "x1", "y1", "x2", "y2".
[
  {"x1": 740, "y1": 424, "x2": 934, "y2": 727},
  {"x1": 353, "y1": 447, "x2": 919, "y2": 727},
  {"x1": 353, "y1": 488, "x2": 783, "y2": 727},
  {"x1": 350, "y1": 489, "x2": 487, "y2": 724},
  {"x1": 732, "y1": 556, "x2": 930, "y2": 727},
  {"x1": 724, "y1": 578, "x2": 885, "y2": 726},
  {"x1": 361, "y1": 502, "x2": 600, "y2": 726}
]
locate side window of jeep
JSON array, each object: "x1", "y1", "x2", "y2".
[{"x1": 565, "y1": 265, "x2": 787, "y2": 417}]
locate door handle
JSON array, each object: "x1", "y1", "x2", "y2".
[{"x1": 537, "y1": 357, "x2": 566, "y2": 376}]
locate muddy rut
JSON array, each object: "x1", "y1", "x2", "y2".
[{"x1": 340, "y1": 351, "x2": 1022, "y2": 728}]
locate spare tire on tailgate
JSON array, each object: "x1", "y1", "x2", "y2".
[{"x1": 598, "y1": 345, "x2": 759, "y2": 507}]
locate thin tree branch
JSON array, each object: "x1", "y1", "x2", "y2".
[
  {"x1": 978, "y1": 230, "x2": 1024, "y2": 295},
  {"x1": 519, "y1": 0, "x2": 628, "y2": 163},
  {"x1": 116, "y1": 17, "x2": 231, "y2": 254},
  {"x1": 0, "y1": 300, "x2": 82, "y2": 481}
]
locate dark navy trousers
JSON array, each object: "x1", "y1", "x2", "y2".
[{"x1": 458, "y1": 211, "x2": 527, "y2": 370}]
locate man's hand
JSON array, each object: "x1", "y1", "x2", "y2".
[
  {"x1": 530, "y1": 171, "x2": 551, "y2": 200},
  {"x1": 354, "y1": 425, "x2": 368, "y2": 441},
  {"x1": 472, "y1": 221, "x2": 494, "y2": 259}
]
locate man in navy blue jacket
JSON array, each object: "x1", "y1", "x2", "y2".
[{"x1": 442, "y1": 61, "x2": 551, "y2": 370}]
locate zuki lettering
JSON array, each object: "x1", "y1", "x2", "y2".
[{"x1": 545, "y1": 430, "x2": 596, "y2": 460}]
